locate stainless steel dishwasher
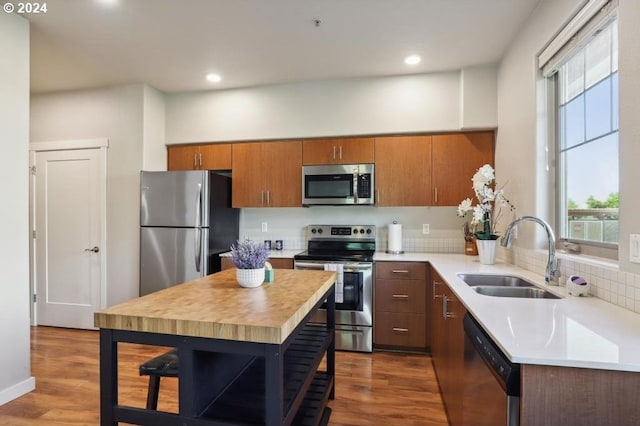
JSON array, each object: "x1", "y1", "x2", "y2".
[{"x1": 463, "y1": 313, "x2": 520, "y2": 426}]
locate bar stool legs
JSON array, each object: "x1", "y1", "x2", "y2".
[{"x1": 138, "y1": 349, "x2": 179, "y2": 410}]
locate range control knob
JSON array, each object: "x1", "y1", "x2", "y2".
[
  {"x1": 366, "y1": 228, "x2": 372, "y2": 234},
  {"x1": 359, "y1": 228, "x2": 365, "y2": 234},
  {"x1": 317, "y1": 228, "x2": 323, "y2": 234}
]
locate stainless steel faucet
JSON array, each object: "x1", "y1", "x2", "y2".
[{"x1": 501, "y1": 216, "x2": 560, "y2": 285}]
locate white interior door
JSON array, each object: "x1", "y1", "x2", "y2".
[{"x1": 34, "y1": 148, "x2": 105, "y2": 329}]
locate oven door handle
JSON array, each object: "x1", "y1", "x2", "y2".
[
  {"x1": 294, "y1": 262, "x2": 327, "y2": 270},
  {"x1": 294, "y1": 262, "x2": 372, "y2": 272},
  {"x1": 343, "y1": 266, "x2": 372, "y2": 273}
]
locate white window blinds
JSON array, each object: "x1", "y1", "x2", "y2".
[{"x1": 538, "y1": 0, "x2": 617, "y2": 77}]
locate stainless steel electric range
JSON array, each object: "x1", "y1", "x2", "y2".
[{"x1": 294, "y1": 224, "x2": 375, "y2": 352}]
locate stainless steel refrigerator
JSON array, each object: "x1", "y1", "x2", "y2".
[{"x1": 140, "y1": 170, "x2": 239, "y2": 296}]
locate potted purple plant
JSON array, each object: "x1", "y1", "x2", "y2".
[{"x1": 230, "y1": 239, "x2": 270, "y2": 287}]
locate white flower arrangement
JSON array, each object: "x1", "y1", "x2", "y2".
[{"x1": 457, "y1": 164, "x2": 515, "y2": 240}]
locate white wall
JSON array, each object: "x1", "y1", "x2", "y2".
[
  {"x1": 31, "y1": 85, "x2": 145, "y2": 306},
  {"x1": 142, "y1": 85, "x2": 167, "y2": 170},
  {"x1": 496, "y1": 0, "x2": 583, "y2": 248},
  {"x1": 0, "y1": 13, "x2": 35, "y2": 405},
  {"x1": 166, "y1": 72, "x2": 465, "y2": 143},
  {"x1": 617, "y1": 0, "x2": 640, "y2": 273},
  {"x1": 460, "y1": 65, "x2": 498, "y2": 129}
]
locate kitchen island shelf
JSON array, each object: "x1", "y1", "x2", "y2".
[{"x1": 199, "y1": 324, "x2": 334, "y2": 425}]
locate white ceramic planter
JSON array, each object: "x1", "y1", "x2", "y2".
[
  {"x1": 476, "y1": 240, "x2": 497, "y2": 265},
  {"x1": 236, "y1": 268, "x2": 265, "y2": 288}
]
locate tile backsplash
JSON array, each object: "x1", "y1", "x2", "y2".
[
  {"x1": 506, "y1": 246, "x2": 640, "y2": 314},
  {"x1": 240, "y1": 206, "x2": 638, "y2": 314}
]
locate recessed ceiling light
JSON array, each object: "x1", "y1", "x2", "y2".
[
  {"x1": 206, "y1": 73, "x2": 222, "y2": 83},
  {"x1": 95, "y1": 0, "x2": 119, "y2": 6},
  {"x1": 404, "y1": 55, "x2": 421, "y2": 66}
]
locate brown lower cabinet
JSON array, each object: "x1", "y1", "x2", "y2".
[
  {"x1": 431, "y1": 266, "x2": 640, "y2": 426},
  {"x1": 374, "y1": 262, "x2": 429, "y2": 351},
  {"x1": 431, "y1": 267, "x2": 465, "y2": 426},
  {"x1": 521, "y1": 364, "x2": 640, "y2": 426},
  {"x1": 220, "y1": 256, "x2": 293, "y2": 271}
]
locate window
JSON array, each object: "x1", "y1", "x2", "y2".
[
  {"x1": 539, "y1": 0, "x2": 619, "y2": 254},
  {"x1": 557, "y1": 18, "x2": 618, "y2": 247}
]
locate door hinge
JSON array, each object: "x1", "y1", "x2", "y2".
[
  {"x1": 32, "y1": 230, "x2": 36, "y2": 239},
  {"x1": 33, "y1": 294, "x2": 37, "y2": 303},
  {"x1": 30, "y1": 165, "x2": 36, "y2": 175}
]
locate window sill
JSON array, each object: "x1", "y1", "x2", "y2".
[{"x1": 555, "y1": 250, "x2": 618, "y2": 270}]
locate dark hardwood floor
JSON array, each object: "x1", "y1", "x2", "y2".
[{"x1": 0, "y1": 327, "x2": 448, "y2": 425}]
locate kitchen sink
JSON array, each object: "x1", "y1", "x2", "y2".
[
  {"x1": 457, "y1": 273, "x2": 536, "y2": 288},
  {"x1": 471, "y1": 286, "x2": 561, "y2": 299}
]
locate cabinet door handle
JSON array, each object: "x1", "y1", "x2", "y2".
[
  {"x1": 339, "y1": 145, "x2": 343, "y2": 160},
  {"x1": 392, "y1": 270, "x2": 409, "y2": 274},
  {"x1": 199, "y1": 152, "x2": 203, "y2": 168},
  {"x1": 433, "y1": 280, "x2": 442, "y2": 299},
  {"x1": 392, "y1": 294, "x2": 409, "y2": 299},
  {"x1": 376, "y1": 189, "x2": 380, "y2": 204},
  {"x1": 193, "y1": 153, "x2": 197, "y2": 169},
  {"x1": 333, "y1": 146, "x2": 336, "y2": 160},
  {"x1": 261, "y1": 191, "x2": 264, "y2": 205},
  {"x1": 443, "y1": 296, "x2": 455, "y2": 319},
  {"x1": 434, "y1": 187, "x2": 438, "y2": 204},
  {"x1": 266, "y1": 191, "x2": 270, "y2": 206},
  {"x1": 392, "y1": 327, "x2": 409, "y2": 333}
]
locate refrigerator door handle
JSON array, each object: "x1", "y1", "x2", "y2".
[
  {"x1": 195, "y1": 183, "x2": 202, "y2": 227},
  {"x1": 194, "y1": 183, "x2": 203, "y2": 273},
  {"x1": 195, "y1": 228, "x2": 202, "y2": 273}
]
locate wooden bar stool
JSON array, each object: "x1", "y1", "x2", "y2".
[{"x1": 138, "y1": 348, "x2": 179, "y2": 410}]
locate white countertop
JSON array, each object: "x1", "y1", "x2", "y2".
[
  {"x1": 220, "y1": 249, "x2": 640, "y2": 371},
  {"x1": 376, "y1": 252, "x2": 640, "y2": 372}
]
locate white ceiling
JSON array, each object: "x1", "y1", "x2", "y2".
[{"x1": 21, "y1": 0, "x2": 542, "y2": 94}]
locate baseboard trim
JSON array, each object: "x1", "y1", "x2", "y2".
[{"x1": 0, "y1": 376, "x2": 36, "y2": 406}]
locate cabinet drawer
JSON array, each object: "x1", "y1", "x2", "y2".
[
  {"x1": 268, "y1": 258, "x2": 293, "y2": 269},
  {"x1": 374, "y1": 312, "x2": 426, "y2": 348},
  {"x1": 375, "y1": 262, "x2": 426, "y2": 280},
  {"x1": 221, "y1": 257, "x2": 293, "y2": 270},
  {"x1": 375, "y1": 279, "x2": 426, "y2": 313}
]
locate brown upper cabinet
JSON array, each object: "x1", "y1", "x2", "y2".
[
  {"x1": 167, "y1": 143, "x2": 232, "y2": 171},
  {"x1": 431, "y1": 132, "x2": 494, "y2": 206},
  {"x1": 302, "y1": 137, "x2": 375, "y2": 165},
  {"x1": 231, "y1": 141, "x2": 302, "y2": 208},
  {"x1": 374, "y1": 135, "x2": 432, "y2": 206}
]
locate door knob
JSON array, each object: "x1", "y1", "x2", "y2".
[{"x1": 85, "y1": 246, "x2": 100, "y2": 253}]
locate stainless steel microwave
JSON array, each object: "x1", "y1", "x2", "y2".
[{"x1": 302, "y1": 164, "x2": 374, "y2": 206}]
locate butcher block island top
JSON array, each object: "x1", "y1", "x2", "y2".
[{"x1": 94, "y1": 268, "x2": 336, "y2": 344}]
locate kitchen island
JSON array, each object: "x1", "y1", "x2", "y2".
[{"x1": 94, "y1": 268, "x2": 337, "y2": 426}]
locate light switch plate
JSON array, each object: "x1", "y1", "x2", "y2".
[
  {"x1": 630, "y1": 234, "x2": 640, "y2": 263},
  {"x1": 261, "y1": 222, "x2": 268, "y2": 233},
  {"x1": 422, "y1": 224, "x2": 430, "y2": 234}
]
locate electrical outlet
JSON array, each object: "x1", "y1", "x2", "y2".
[
  {"x1": 261, "y1": 222, "x2": 268, "y2": 233},
  {"x1": 630, "y1": 234, "x2": 640, "y2": 263},
  {"x1": 422, "y1": 224, "x2": 430, "y2": 234}
]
